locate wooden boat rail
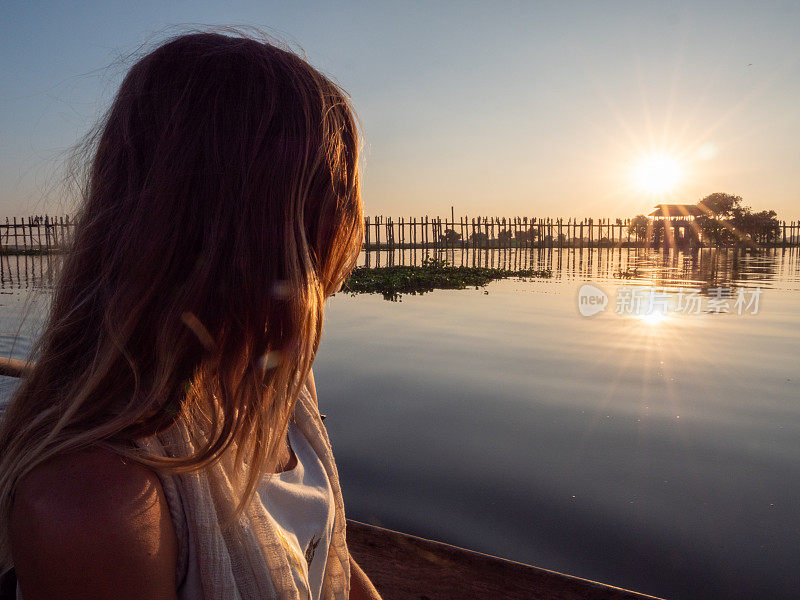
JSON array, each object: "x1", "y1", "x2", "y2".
[{"x1": 0, "y1": 356, "x2": 663, "y2": 599}]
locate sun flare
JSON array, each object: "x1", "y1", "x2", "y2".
[{"x1": 632, "y1": 155, "x2": 683, "y2": 195}]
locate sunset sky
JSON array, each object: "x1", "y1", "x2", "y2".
[{"x1": 2, "y1": 1, "x2": 798, "y2": 219}]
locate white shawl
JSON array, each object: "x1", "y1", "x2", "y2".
[{"x1": 135, "y1": 383, "x2": 350, "y2": 600}]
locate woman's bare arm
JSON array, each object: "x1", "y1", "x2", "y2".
[{"x1": 10, "y1": 448, "x2": 178, "y2": 600}]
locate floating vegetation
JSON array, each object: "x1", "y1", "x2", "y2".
[{"x1": 340, "y1": 257, "x2": 553, "y2": 301}]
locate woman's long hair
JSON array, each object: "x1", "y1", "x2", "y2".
[{"x1": 0, "y1": 29, "x2": 363, "y2": 567}]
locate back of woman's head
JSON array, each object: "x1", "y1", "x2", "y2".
[{"x1": 0, "y1": 29, "x2": 363, "y2": 565}]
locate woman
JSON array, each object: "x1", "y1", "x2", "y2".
[{"x1": 0, "y1": 29, "x2": 381, "y2": 600}]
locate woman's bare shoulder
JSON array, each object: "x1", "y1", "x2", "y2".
[{"x1": 10, "y1": 446, "x2": 178, "y2": 600}]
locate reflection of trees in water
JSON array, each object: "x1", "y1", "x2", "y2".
[
  {"x1": 621, "y1": 249, "x2": 748, "y2": 291},
  {"x1": 0, "y1": 254, "x2": 62, "y2": 290},
  {"x1": 620, "y1": 248, "x2": 791, "y2": 293}
]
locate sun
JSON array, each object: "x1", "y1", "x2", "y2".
[{"x1": 632, "y1": 154, "x2": 683, "y2": 195}]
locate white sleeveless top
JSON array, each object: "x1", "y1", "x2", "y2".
[
  {"x1": 173, "y1": 418, "x2": 336, "y2": 600},
  {"x1": 257, "y1": 419, "x2": 336, "y2": 600}
]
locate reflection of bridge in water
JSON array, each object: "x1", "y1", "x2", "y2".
[
  {"x1": 1, "y1": 247, "x2": 797, "y2": 293},
  {"x1": 360, "y1": 246, "x2": 800, "y2": 292},
  {"x1": 0, "y1": 254, "x2": 60, "y2": 291}
]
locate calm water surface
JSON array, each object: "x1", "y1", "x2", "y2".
[{"x1": 1, "y1": 248, "x2": 798, "y2": 600}]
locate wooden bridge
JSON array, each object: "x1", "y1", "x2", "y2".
[
  {"x1": 2, "y1": 214, "x2": 798, "y2": 254},
  {"x1": 362, "y1": 215, "x2": 800, "y2": 250}
]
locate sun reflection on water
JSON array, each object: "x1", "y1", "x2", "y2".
[{"x1": 636, "y1": 311, "x2": 669, "y2": 326}]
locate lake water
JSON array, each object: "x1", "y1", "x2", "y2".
[{"x1": 1, "y1": 248, "x2": 798, "y2": 600}]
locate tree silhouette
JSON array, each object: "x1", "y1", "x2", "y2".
[
  {"x1": 698, "y1": 192, "x2": 743, "y2": 216},
  {"x1": 696, "y1": 193, "x2": 779, "y2": 246},
  {"x1": 439, "y1": 228, "x2": 462, "y2": 244},
  {"x1": 628, "y1": 215, "x2": 649, "y2": 240}
]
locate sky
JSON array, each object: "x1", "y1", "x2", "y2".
[{"x1": 1, "y1": 1, "x2": 799, "y2": 220}]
